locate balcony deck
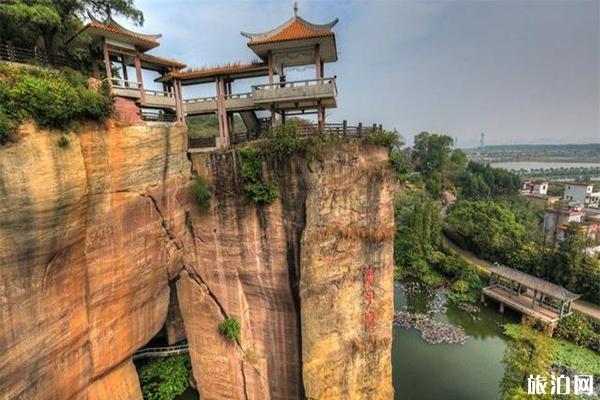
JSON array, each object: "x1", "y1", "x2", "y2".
[
  {"x1": 183, "y1": 77, "x2": 338, "y2": 116},
  {"x1": 482, "y1": 285, "x2": 560, "y2": 324}
]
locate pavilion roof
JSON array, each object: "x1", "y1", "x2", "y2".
[
  {"x1": 241, "y1": 16, "x2": 337, "y2": 45},
  {"x1": 157, "y1": 62, "x2": 270, "y2": 83},
  {"x1": 70, "y1": 14, "x2": 161, "y2": 51},
  {"x1": 140, "y1": 53, "x2": 186, "y2": 69},
  {"x1": 490, "y1": 265, "x2": 579, "y2": 301}
]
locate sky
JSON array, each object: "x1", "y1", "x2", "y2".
[{"x1": 122, "y1": 0, "x2": 599, "y2": 147}]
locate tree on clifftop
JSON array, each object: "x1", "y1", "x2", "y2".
[{"x1": 0, "y1": 0, "x2": 144, "y2": 56}]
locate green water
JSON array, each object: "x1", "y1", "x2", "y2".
[{"x1": 392, "y1": 284, "x2": 519, "y2": 400}]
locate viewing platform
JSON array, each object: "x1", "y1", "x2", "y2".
[
  {"x1": 182, "y1": 77, "x2": 336, "y2": 116},
  {"x1": 481, "y1": 265, "x2": 579, "y2": 334},
  {"x1": 187, "y1": 120, "x2": 383, "y2": 153}
]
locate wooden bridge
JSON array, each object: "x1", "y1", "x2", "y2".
[{"x1": 132, "y1": 343, "x2": 189, "y2": 360}]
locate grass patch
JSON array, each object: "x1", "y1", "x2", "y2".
[
  {"x1": 0, "y1": 64, "x2": 112, "y2": 143},
  {"x1": 218, "y1": 317, "x2": 241, "y2": 341},
  {"x1": 189, "y1": 176, "x2": 211, "y2": 211}
]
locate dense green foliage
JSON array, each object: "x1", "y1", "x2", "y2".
[
  {"x1": 218, "y1": 317, "x2": 240, "y2": 341},
  {"x1": 389, "y1": 149, "x2": 412, "y2": 183},
  {"x1": 262, "y1": 122, "x2": 305, "y2": 161},
  {"x1": 238, "y1": 147, "x2": 277, "y2": 204},
  {"x1": 555, "y1": 313, "x2": 600, "y2": 353},
  {"x1": 0, "y1": 64, "x2": 112, "y2": 143},
  {"x1": 445, "y1": 200, "x2": 526, "y2": 264},
  {"x1": 189, "y1": 176, "x2": 211, "y2": 211},
  {"x1": 361, "y1": 129, "x2": 401, "y2": 149},
  {"x1": 456, "y1": 161, "x2": 522, "y2": 199},
  {"x1": 393, "y1": 188, "x2": 483, "y2": 300},
  {"x1": 139, "y1": 355, "x2": 191, "y2": 400},
  {"x1": 501, "y1": 324, "x2": 554, "y2": 400},
  {"x1": 0, "y1": 0, "x2": 143, "y2": 61},
  {"x1": 553, "y1": 338, "x2": 600, "y2": 376}
]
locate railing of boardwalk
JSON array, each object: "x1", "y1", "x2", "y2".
[
  {"x1": 187, "y1": 120, "x2": 383, "y2": 151},
  {"x1": 0, "y1": 42, "x2": 77, "y2": 68},
  {"x1": 132, "y1": 343, "x2": 189, "y2": 359},
  {"x1": 140, "y1": 110, "x2": 177, "y2": 122}
]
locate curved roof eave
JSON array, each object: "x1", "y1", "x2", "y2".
[
  {"x1": 87, "y1": 11, "x2": 162, "y2": 40},
  {"x1": 241, "y1": 15, "x2": 338, "y2": 41}
]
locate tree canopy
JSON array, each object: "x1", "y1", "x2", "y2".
[{"x1": 0, "y1": 0, "x2": 144, "y2": 56}]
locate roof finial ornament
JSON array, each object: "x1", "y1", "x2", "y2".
[{"x1": 293, "y1": 1, "x2": 298, "y2": 17}]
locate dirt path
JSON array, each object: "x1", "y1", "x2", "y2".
[{"x1": 442, "y1": 233, "x2": 600, "y2": 321}]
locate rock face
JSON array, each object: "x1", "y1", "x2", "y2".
[
  {"x1": 0, "y1": 122, "x2": 190, "y2": 399},
  {"x1": 0, "y1": 123, "x2": 395, "y2": 399},
  {"x1": 299, "y1": 144, "x2": 395, "y2": 399}
]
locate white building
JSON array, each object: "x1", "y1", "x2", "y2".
[
  {"x1": 563, "y1": 183, "x2": 600, "y2": 207},
  {"x1": 521, "y1": 180, "x2": 548, "y2": 196}
]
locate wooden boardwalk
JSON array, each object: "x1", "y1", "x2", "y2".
[
  {"x1": 482, "y1": 286, "x2": 560, "y2": 324},
  {"x1": 443, "y1": 233, "x2": 600, "y2": 321}
]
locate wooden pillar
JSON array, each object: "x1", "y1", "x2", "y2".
[
  {"x1": 315, "y1": 44, "x2": 325, "y2": 130},
  {"x1": 532, "y1": 290, "x2": 537, "y2": 309},
  {"x1": 173, "y1": 78, "x2": 184, "y2": 123},
  {"x1": 90, "y1": 48, "x2": 100, "y2": 79},
  {"x1": 102, "y1": 38, "x2": 112, "y2": 89},
  {"x1": 499, "y1": 303, "x2": 504, "y2": 314},
  {"x1": 134, "y1": 49, "x2": 145, "y2": 103},
  {"x1": 267, "y1": 51, "x2": 276, "y2": 125},
  {"x1": 177, "y1": 80, "x2": 184, "y2": 123},
  {"x1": 216, "y1": 77, "x2": 229, "y2": 147},
  {"x1": 120, "y1": 54, "x2": 129, "y2": 86}
]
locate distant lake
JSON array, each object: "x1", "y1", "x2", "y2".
[{"x1": 491, "y1": 161, "x2": 600, "y2": 171}]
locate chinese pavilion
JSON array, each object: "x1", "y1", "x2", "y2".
[
  {"x1": 69, "y1": 13, "x2": 186, "y2": 122},
  {"x1": 159, "y1": 2, "x2": 339, "y2": 148}
]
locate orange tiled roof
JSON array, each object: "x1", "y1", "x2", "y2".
[
  {"x1": 140, "y1": 53, "x2": 186, "y2": 69},
  {"x1": 249, "y1": 19, "x2": 334, "y2": 45},
  {"x1": 170, "y1": 62, "x2": 267, "y2": 79},
  {"x1": 87, "y1": 21, "x2": 159, "y2": 46}
]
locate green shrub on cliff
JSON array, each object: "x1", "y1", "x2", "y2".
[
  {"x1": 189, "y1": 176, "x2": 211, "y2": 211},
  {"x1": 238, "y1": 147, "x2": 277, "y2": 204},
  {"x1": 362, "y1": 129, "x2": 401, "y2": 149},
  {"x1": 262, "y1": 122, "x2": 304, "y2": 161},
  {"x1": 139, "y1": 354, "x2": 191, "y2": 400},
  {"x1": 0, "y1": 64, "x2": 112, "y2": 143},
  {"x1": 218, "y1": 317, "x2": 241, "y2": 341}
]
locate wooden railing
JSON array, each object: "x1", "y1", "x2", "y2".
[
  {"x1": 295, "y1": 121, "x2": 383, "y2": 137},
  {"x1": 0, "y1": 43, "x2": 76, "y2": 68},
  {"x1": 187, "y1": 121, "x2": 382, "y2": 150}
]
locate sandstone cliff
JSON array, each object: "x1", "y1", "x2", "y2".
[{"x1": 0, "y1": 122, "x2": 395, "y2": 399}]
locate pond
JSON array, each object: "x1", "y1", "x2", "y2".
[{"x1": 392, "y1": 282, "x2": 519, "y2": 400}]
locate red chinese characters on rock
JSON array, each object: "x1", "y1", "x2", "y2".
[{"x1": 364, "y1": 265, "x2": 376, "y2": 333}]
